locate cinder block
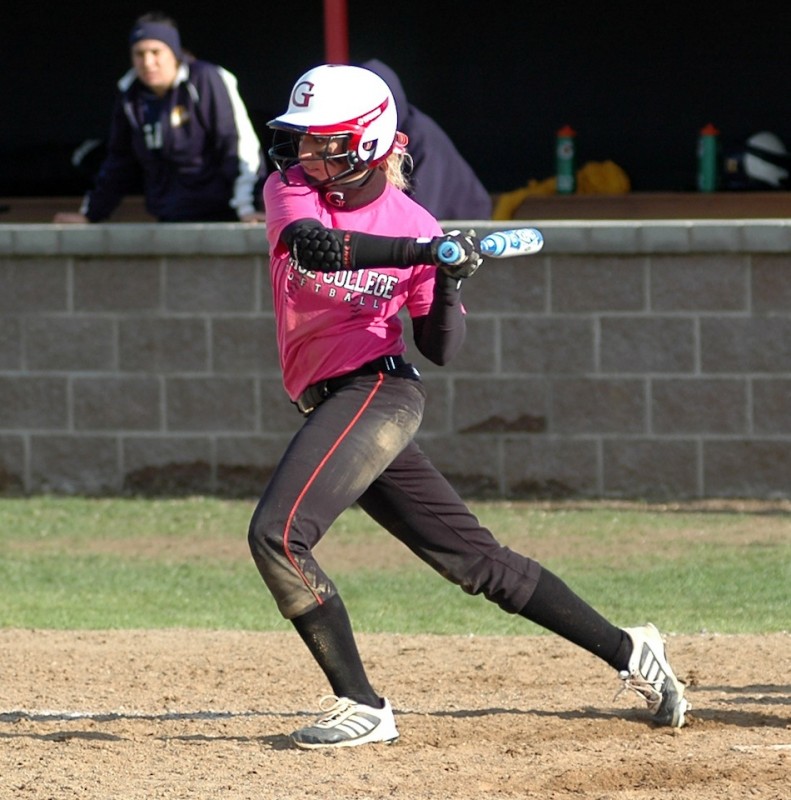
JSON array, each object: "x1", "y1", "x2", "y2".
[
  {"x1": 638, "y1": 223, "x2": 691, "y2": 253},
  {"x1": 212, "y1": 317, "x2": 280, "y2": 373},
  {"x1": 704, "y1": 440, "x2": 791, "y2": 496},
  {"x1": 123, "y1": 435, "x2": 211, "y2": 471},
  {"x1": 25, "y1": 317, "x2": 115, "y2": 371},
  {"x1": 122, "y1": 435, "x2": 213, "y2": 495},
  {"x1": 104, "y1": 224, "x2": 161, "y2": 255},
  {"x1": 539, "y1": 223, "x2": 590, "y2": 254},
  {"x1": 166, "y1": 377, "x2": 256, "y2": 431},
  {"x1": 652, "y1": 378, "x2": 747, "y2": 434},
  {"x1": 465, "y1": 257, "x2": 546, "y2": 313},
  {"x1": 452, "y1": 377, "x2": 548, "y2": 434},
  {"x1": 74, "y1": 257, "x2": 161, "y2": 310},
  {"x1": 650, "y1": 255, "x2": 747, "y2": 311},
  {"x1": 701, "y1": 318, "x2": 791, "y2": 373},
  {"x1": 588, "y1": 222, "x2": 640, "y2": 252},
  {"x1": 503, "y1": 438, "x2": 599, "y2": 498},
  {"x1": 0, "y1": 317, "x2": 21, "y2": 369},
  {"x1": 0, "y1": 257, "x2": 67, "y2": 312},
  {"x1": 752, "y1": 379, "x2": 791, "y2": 434},
  {"x1": 191, "y1": 224, "x2": 248, "y2": 255},
  {"x1": 603, "y1": 439, "x2": 699, "y2": 499},
  {"x1": 742, "y1": 222, "x2": 791, "y2": 252},
  {"x1": 501, "y1": 317, "x2": 595, "y2": 374},
  {"x1": 73, "y1": 377, "x2": 161, "y2": 431},
  {"x1": 553, "y1": 378, "x2": 646, "y2": 434},
  {"x1": 551, "y1": 256, "x2": 646, "y2": 312},
  {"x1": 30, "y1": 435, "x2": 120, "y2": 494},
  {"x1": 119, "y1": 317, "x2": 208, "y2": 372},
  {"x1": 0, "y1": 435, "x2": 25, "y2": 493},
  {"x1": 165, "y1": 257, "x2": 258, "y2": 311},
  {"x1": 149, "y1": 224, "x2": 214, "y2": 255},
  {"x1": 689, "y1": 223, "x2": 742, "y2": 251},
  {"x1": 751, "y1": 255, "x2": 791, "y2": 312},
  {"x1": 600, "y1": 317, "x2": 695, "y2": 373},
  {"x1": 13, "y1": 226, "x2": 59, "y2": 255},
  {"x1": 58, "y1": 226, "x2": 106, "y2": 255},
  {"x1": 0, "y1": 227, "x2": 13, "y2": 255},
  {"x1": 0, "y1": 376, "x2": 67, "y2": 428}
]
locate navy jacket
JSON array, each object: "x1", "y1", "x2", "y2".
[
  {"x1": 82, "y1": 59, "x2": 265, "y2": 222},
  {"x1": 362, "y1": 59, "x2": 492, "y2": 221}
]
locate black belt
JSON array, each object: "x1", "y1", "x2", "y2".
[{"x1": 295, "y1": 355, "x2": 419, "y2": 416}]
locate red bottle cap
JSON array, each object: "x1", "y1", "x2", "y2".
[
  {"x1": 700, "y1": 123, "x2": 719, "y2": 135},
  {"x1": 557, "y1": 124, "x2": 576, "y2": 137}
]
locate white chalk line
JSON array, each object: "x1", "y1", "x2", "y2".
[
  {"x1": 730, "y1": 743, "x2": 791, "y2": 752},
  {"x1": 0, "y1": 708, "x2": 302, "y2": 723}
]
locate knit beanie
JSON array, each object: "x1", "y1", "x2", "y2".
[{"x1": 129, "y1": 20, "x2": 182, "y2": 60}]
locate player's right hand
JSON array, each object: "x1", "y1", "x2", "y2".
[{"x1": 430, "y1": 230, "x2": 483, "y2": 279}]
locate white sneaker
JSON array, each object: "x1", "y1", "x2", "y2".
[
  {"x1": 290, "y1": 695, "x2": 399, "y2": 749},
  {"x1": 617, "y1": 623, "x2": 690, "y2": 728}
]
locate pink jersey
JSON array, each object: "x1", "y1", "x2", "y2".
[{"x1": 264, "y1": 167, "x2": 445, "y2": 400}]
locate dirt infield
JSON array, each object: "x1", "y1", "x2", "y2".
[{"x1": 1, "y1": 629, "x2": 788, "y2": 800}]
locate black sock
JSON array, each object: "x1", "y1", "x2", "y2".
[
  {"x1": 291, "y1": 594, "x2": 382, "y2": 707},
  {"x1": 519, "y1": 567, "x2": 632, "y2": 671}
]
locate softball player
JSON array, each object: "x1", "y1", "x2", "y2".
[{"x1": 248, "y1": 64, "x2": 689, "y2": 749}]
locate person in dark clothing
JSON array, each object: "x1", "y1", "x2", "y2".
[
  {"x1": 247, "y1": 63, "x2": 689, "y2": 750},
  {"x1": 361, "y1": 59, "x2": 492, "y2": 221},
  {"x1": 54, "y1": 12, "x2": 266, "y2": 223}
]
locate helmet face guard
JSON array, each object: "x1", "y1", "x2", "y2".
[
  {"x1": 267, "y1": 64, "x2": 398, "y2": 187},
  {"x1": 268, "y1": 130, "x2": 361, "y2": 187}
]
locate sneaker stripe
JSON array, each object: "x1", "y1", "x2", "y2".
[
  {"x1": 336, "y1": 716, "x2": 377, "y2": 736},
  {"x1": 640, "y1": 647, "x2": 666, "y2": 686}
]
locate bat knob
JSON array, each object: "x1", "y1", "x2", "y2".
[{"x1": 437, "y1": 241, "x2": 463, "y2": 264}]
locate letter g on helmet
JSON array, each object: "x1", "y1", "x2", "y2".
[{"x1": 290, "y1": 81, "x2": 315, "y2": 108}]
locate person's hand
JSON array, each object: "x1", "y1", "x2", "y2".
[
  {"x1": 239, "y1": 211, "x2": 266, "y2": 223},
  {"x1": 53, "y1": 212, "x2": 89, "y2": 224},
  {"x1": 430, "y1": 229, "x2": 483, "y2": 280}
]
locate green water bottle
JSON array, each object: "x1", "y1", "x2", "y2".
[
  {"x1": 697, "y1": 123, "x2": 720, "y2": 192},
  {"x1": 556, "y1": 125, "x2": 577, "y2": 194}
]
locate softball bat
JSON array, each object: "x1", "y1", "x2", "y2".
[{"x1": 437, "y1": 227, "x2": 544, "y2": 264}]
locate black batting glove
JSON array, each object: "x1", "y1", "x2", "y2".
[{"x1": 429, "y1": 229, "x2": 483, "y2": 280}]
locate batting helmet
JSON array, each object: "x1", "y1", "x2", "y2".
[
  {"x1": 267, "y1": 64, "x2": 399, "y2": 185},
  {"x1": 743, "y1": 131, "x2": 790, "y2": 188},
  {"x1": 723, "y1": 130, "x2": 790, "y2": 190}
]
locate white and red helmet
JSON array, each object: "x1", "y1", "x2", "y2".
[{"x1": 268, "y1": 64, "x2": 400, "y2": 184}]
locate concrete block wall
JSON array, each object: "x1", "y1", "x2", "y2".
[{"x1": 1, "y1": 220, "x2": 790, "y2": 500}]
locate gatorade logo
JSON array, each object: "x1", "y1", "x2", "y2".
[
  {"x1": 557, "y1": 141, "x2": 574, "y2": 157},
  {"x1": 291, "y1": 81, "x2": 314, "y2": 108}
]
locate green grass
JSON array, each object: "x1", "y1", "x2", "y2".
[{"x1": 0, "y1": 496, "x2": 788, "y2": 634}]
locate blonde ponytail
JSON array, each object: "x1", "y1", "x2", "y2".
[{"x1": 383, "y1": 151, "x2": 413, "y2": 192}]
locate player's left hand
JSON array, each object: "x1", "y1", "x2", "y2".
[{"x1": 430, "y1": 229, "x2": 483, "y2": 279}]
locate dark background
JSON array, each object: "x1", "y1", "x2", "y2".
[{"x1": 3, "y1": 0, "x2": 791, "y2": 196}]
